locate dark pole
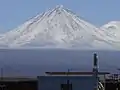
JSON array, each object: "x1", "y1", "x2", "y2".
[
  {"x1": 1, "y1": 68, "x2": 3, "y2": 80},
  {"x1": 93, "y1": 53, "x2": 98, "y2": 68},
  {"x1": 117, "y1": 68, "x2": 120, "y2": 90},
  {"x1": 0, "y1": 67, "x2": 5, "y2": 90},
  {"x1": 67, "y1": 69, "x2": 70, "y2": 90},
  {"x1": 93, "y1": 53, "x2": 98, "y2": 90}
]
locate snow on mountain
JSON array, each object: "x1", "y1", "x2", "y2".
[
  {"x1": 100, "y1": 21, "x2": 120, "y2": 48},
  {"x1": 0, "y1": 5, "x2": 117, "y2": 49}
]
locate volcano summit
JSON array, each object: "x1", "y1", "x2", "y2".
[{"x1": 0, "y1": 5, "x2": 118, "y2": 50}]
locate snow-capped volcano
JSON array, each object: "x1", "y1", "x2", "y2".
[
  {"x1": 101, "y1": 21, "x2": 120, "y2": 39},
  {"x1": 0, "y1": 5, "x2": 116, "y2": 49},
  {"x1": 100, "y1": 21, "x2": 120, "y2": 48}
]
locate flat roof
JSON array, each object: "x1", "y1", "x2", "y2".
[{"x1": 45, "y1": 72, "x2": 110, "y2": 75}]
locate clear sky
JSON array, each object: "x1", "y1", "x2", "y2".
[{"x1": 0, "y1": 0, "x2": 120, "y2": 31}]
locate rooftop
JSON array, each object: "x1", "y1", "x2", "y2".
[{"x1": 45, "y1": 71, "x2": 110, "y2": 75}]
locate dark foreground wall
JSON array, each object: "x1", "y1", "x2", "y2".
[
  {"x1": 0, "y1": 80, "x2": 37, "y2": 90},
  {"x1": 0, "y1": 78, "x2": 118, "y2": 90},
  {"x1": 0, "y1": 49, "x2": 119, "y2": 76},
  {"x1": 38, "y1": 76, "x2": 96, "y2": 90}
]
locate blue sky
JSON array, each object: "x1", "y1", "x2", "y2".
[{"x1": 0, "y1": 0, "x2": 120, "y2": 31}]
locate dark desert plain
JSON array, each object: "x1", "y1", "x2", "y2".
[{"x1": 0, "y1": 48, "x2": 119, "y2": 77}]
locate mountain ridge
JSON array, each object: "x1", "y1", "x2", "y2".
[{"x1": 0, "y1": 5, "x2": 119, "y2": 50}]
